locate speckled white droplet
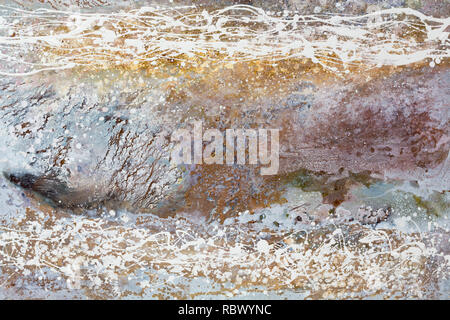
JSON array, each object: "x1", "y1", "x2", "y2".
[{"x1": 256, "y1": 239, "x2": 270, "y2": 254}]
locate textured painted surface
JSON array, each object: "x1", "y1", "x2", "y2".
[{"x1": 0, "y1": 0, "x2": 448, "y2": 299}]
